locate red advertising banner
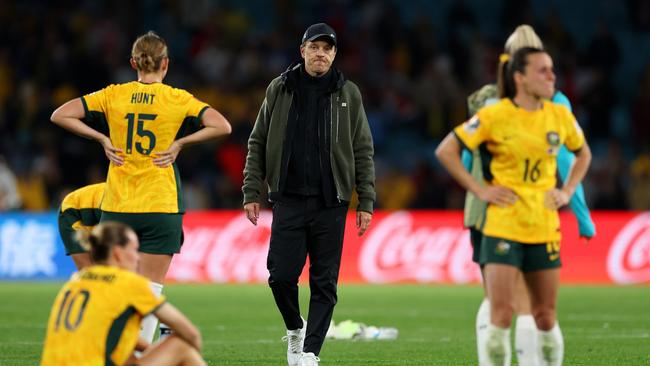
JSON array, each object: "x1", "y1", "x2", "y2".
[{"x1": 167, "y1": 211, "x2": 650, "y2": 284}]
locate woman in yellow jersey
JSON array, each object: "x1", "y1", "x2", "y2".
[
  {"x1": 58, "y1": 183, "x2": 106, "y2": 270},
  {"x1": 465, "y1": 25, "x2": 593, "y2": 366},
  {"x1": 50, "y1": 31, "x2": 231, "y2": 342},
  {"x1": 436, "y1": 47, "x2": 592, "y2": 366},
  {"x1": 41, "y1": 221, "x2": 206, "y2": 366}
]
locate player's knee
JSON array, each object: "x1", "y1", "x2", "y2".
[
  {"x1": 532, "y1": 308, "x2": 556, "y2": 331},
  {"x1": 186, "y1": 348, "x2": 207, "y2": 366},
  {"x1": 490, "y1": 300, "x2": 514, "y2": 325}
]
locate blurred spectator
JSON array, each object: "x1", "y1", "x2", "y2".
[
  {"x1": 590, "y1": 139, "x2": 628, "y2": 209},
  {"x1": 0, "y1": 156, "x2": 22, "y2": 211},
  {"x1": 0, "y1": 0, "x2": 648, "y2": 210},
  {"x1": 628, "y1": 151, "x2": 650, "y2": 210}
]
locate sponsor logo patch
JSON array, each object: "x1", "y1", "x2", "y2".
[{"x1": 496, "y1": 240, "x2": 511, "y2": 255}]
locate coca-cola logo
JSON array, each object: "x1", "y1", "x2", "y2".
[
  {"x1": 168, "y1": 213, "x2": 272, "y2": 283},
  {"x1": 359, "y1": 211, "x2": 481, "y2": 283},
  {"x1": 607, "y1": 212, "x2": 650, "y2": 284}
]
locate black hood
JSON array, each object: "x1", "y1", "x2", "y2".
[{"x1": 280, "y1": 61, "x2": 346, "y2": 93}]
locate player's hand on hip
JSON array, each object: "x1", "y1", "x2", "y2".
[
  {"x1": 357, "y1": 211, "x2": 372, "y2": 236},
  {"x1": 99, "y1": 135, "x2": 124, "y2": 166},
  {"x1": 477, "y1": 185, "x2": 518, "y2": 207},
  {"x1": 545, "y1": 188, "x2": 570, "y2": 210},
  {"x1": 244, "y1": 202, "x2": 260, "y2": 225},
  {"x1": 153, "y1": 141, "x2": 181, "y2": 167}
]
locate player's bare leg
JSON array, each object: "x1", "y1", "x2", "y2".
[
  {"x1": 525, "y1": 268, "x2": 562, "y2": 366},
  {"x1": 138, "y1": 253, "x2": 174, "y2": 343},
  {"x1": 484, "y1": 264, "x2": 517, "y2": 365},
  {"x1": 136, "y1": 335, "x2": 206, "y2": 366},
  {"x1": 138, "y1": 253, "x2": 173, "y2": 284}
]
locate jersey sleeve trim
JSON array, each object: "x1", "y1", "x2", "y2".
[
  {"x1": 197, "y1": 105, "x2": 209, "y2": 121},
  {"x1": 105, "y1": 306, "x2": 136, "y2": 366},
  {"x1": 142, "y1": 300, "x2": 167, "y2": 317},
  {"x1": 453, "y1": 131, "x2": 470, "y2": 151},
  {"x1": 81, "y1": 97, "x2": 90, "y2": 116},
  {"x1": 569, "y1": 145, "x2": 584, "y2": 154}
]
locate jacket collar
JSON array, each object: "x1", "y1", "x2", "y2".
[{"x1": 280, "y1": 61, "x2": 346, "y2": 92}]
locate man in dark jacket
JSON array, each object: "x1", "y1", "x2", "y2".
[{"x1": 242, "y1": 23, "x2": 375, "y2": 366}]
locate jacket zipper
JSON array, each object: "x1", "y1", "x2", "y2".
[
  {"x1": 330, "y1": 93, "x2": 341, "y2": 202},
  {"x1": 282, "y1": 94, "x2": 296, "y2": 192},
  {"x1": 336, "y1": 95, "x2": 340, "y2": 143}
]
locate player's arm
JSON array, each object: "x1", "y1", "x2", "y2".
[
  {"x1": 153, "y1": 303, "x2": 202, "y2": 351},
  {"x1": 152, "y1": 108, "x2": 231, "y2": 168},
  {"x1": 51, "y1": 98, "x2": 124, "y2": 165},
  {"x1": 435, "y1": 133, "x2": 516, "y2": 207},
  {"x1": 557, "y1": 146, "x2": 596, "y2": 238},
  {"x1": 547, "y1": 142, "x2": 592, "y2": 210},
  {"x1": 560, "y1": 143, "x2": 592, "y2": 200},
  {"x1": 176, "y1": 108, "x2": 232, "y2": 148}
]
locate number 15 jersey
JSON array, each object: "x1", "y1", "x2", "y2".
[
  {"x1": 453, "y1": 98, "x2": 585, "y2": 243},
  {"x1": 82, "y1": 82, "x2": 209, "y2": 213}
]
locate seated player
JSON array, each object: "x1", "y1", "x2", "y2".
[
  {"x1": 41, "y1": 221, "x2": 206, "y2": 366},
  {"x1": 58, "y1": 183, "x2": 105, "y2": 270}
]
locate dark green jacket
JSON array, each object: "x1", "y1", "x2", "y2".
[{"x1": 243, "y1": 64, "x2": 376, "y2": 213}]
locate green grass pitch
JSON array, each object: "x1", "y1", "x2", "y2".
[{"x1": 0, "y1": 283, "x2": 648, "y2": 365}]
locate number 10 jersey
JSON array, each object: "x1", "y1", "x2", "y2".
[{"x1": 41, "y1": 265, "x2": 165, "y2": 366}]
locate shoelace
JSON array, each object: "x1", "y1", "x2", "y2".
[{"x1": 282, "y1": 332, "x2": 302, "y2": 353}]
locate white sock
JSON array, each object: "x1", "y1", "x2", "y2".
[
  {"x1": 485, "y1": 324, "x2": 511, "y2": 366},
  {"x1": 515, "y1": 315, "x2": 539, "y2": 366},
  {"x1": 538, "y1": 322, "x2": 563, "y2": 366},
  {"x1": 552, "y1": 323, "x2": 564, "y2": 364},
  {"x1": 476, "y1": 299, "x2": 491, "y2": 366},
  {"x1": 139, "y1": 282, "x2": 163, "y2": 344}
]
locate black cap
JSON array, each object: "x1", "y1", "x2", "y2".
[{"x1": 302, "y1": 23, "x2": 337, "y2": 47}]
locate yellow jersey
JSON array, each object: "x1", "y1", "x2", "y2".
[
  {"x1": 41, "y1": 265, "x2": 165, "y2": 366},
  {"x1": 58, "y1": 183, "x2": 105, "y2": 254},
  {"x1": 453, "y1": 98, "x2": 585, "y2": 243},
  {"x1": 60, "y1": 183, "x2": 105, "y2": 231},
  {"x1": 82, "y1": 82, "x2": 209, "y2": 213}
]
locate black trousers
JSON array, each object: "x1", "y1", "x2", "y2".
[{"x1": 267, "y1": 195, "x2": 348, "y2": 355}]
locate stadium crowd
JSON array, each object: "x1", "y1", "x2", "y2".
[{"x1": 1, "y1": 0, "x2": 649, "y2": 211}]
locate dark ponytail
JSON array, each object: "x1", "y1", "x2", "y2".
[
  {"x1": 497, "y1": 47, "x2": 545, "y2": 99},
  {"x1": 76, "y1": 222, "x2": 132, "y2": 263}
]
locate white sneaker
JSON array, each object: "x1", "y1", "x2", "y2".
[
  {"x1": 282, "y1": 317, "x2": 306, "y2": 366},
  {"x1": 300, "y1": 352, "x2": 320, "y2": 366}
]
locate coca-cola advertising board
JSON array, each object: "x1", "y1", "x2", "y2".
[{"x1": 167, "y1": 210, "x2": 650, "y2": 285}]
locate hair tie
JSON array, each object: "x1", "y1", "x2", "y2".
[{"x1": 499, "y1": 53, "x2": 510, "y2": 63}]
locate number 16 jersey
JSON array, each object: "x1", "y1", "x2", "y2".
[
  {"x1": 453, "y1": 98, "x2": 585, "y2": 243},
  {"x1": 82, "y1": 82, "x2": 209, "y2": 213}
]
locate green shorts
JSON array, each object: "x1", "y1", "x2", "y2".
[
  {"x1": 100, "y1": 211, "x2": 183, "y2": 255},
  {"x1": 479, "y1": 235, "x2": 561, "y2": 272},
  {"x1": 469, "y1": 228, "x2": 483, "y2": 264},
  {"x1": 58, "y1": 208, "x2": 102, "y2": 255}
]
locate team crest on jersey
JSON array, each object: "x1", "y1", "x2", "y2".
[
  {"x1": 546, "y1": 131, "x2": 560, "y2": 155},
  {"x1": 495, "y1": 241, "x2": 511, "y2": 255},
  {"x1": 464, "y1": 116, "x2": 480, "y2": 134},
  {"x1": 547, "y1": 131, "x2": 560, "y2": 146}
]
